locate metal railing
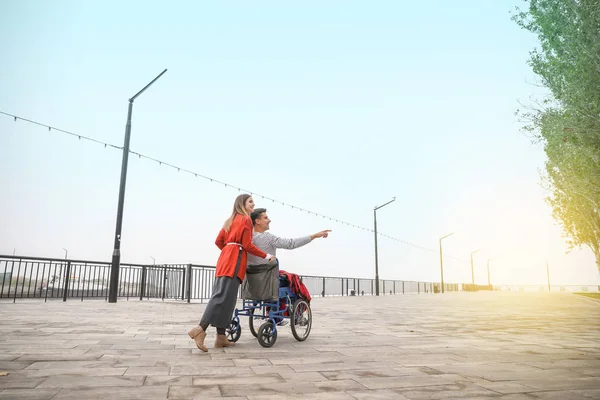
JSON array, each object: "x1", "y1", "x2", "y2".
[
  {"x1": 495, "y1": 285, "x2": 600, "y2": 293},
  {"x1": 1, "y1": 255, "x2": 459, "y2": 303},
  {"x1": 299, "y1": 275, "x2": 458, "y2": 296}
]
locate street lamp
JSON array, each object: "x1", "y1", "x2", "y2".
[
  {"x1": 546, "y1": 260, "x2": 551, "y2": 292},
  {"x1": 439, "y1": 233, "x2": 454, "y2": 293},
  {"x1": 487, "y1": 258, "x2": 494, "y2": 286},
  {"x1": 150, "y1": 256, "x2": 156, "y2": 265},
  {"x1": 62, "y1": 248, "x2": 68, "y2": 260},
  {"x1": 470, "y1": 249, "x2": 480, "y2": 285},
  {"x1": 109, "y1": 69, "x2": 168, "y2": 303},
  {"x1": 373, "y1": 197, "x2": 395, "y2": 296}
]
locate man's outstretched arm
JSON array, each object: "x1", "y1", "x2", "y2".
[{"x1": 270, "y1": 230, "x2": 331, "y2": 250}]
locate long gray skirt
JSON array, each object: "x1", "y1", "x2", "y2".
[{"x1": 200, "y1": 247, "x2": 242, "y2": 329}]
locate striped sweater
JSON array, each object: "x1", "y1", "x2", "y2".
[{"x1": 247, "y1": 231, "x2": 312, "y2": 265}]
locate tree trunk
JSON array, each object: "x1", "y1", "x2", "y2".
[{"x1": 594, "y1": 246, "x2": 600, "y2": 277}]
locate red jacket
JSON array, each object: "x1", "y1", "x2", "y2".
[
  {"x1": 215, "y1": 214, "x2": 267, "y2": 281},
  {"x1": 279, "y1": 270, "x2": 311, "y2": 302}
]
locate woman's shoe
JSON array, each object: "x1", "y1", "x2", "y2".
[
  {"x1": 214, "y1": 334, "x2": 235, "y2": 348},
  {"x1": 188, "y1": 326, "x2": 208, "y2": 352}
]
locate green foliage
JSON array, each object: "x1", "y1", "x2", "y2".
[{"x1": 512, "y1": 0, "x2": 600, "y2": 273}]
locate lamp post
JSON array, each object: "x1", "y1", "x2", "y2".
[
  {"x1": 373, "y1": 197, "x2": 395, "y2": 296},
  {"x1": 487, "y1": 258, "x2": 494, "y2": 286},
  {"x1": 470, "y1": 249, "x2": 480, "y2": 285},
  {"x1": 439, "y1": 233, "x2": 454, "y2": 293},
  {"x1": 62, "y1": 248, "x2": 68, "y2": 260},
  {"x1": 109, "y1": 69, "x2": 168, "y2": 303},
  {"x1": 150, "y1": 256, "x2": 156, "y2": 265},
  {"x1": 546, "y1": 260, "x2": 551, "y2": 292}
]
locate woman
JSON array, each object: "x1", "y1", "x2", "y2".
[{"x1": 188, "y1": 194, "x2": 274, "y2": 352}]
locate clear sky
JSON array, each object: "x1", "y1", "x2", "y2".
[{"x1": 1, "y1": 0, "x2": 598, "y2": 287}]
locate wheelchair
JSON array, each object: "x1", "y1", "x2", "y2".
[{"x1": 225, "y1": 261, "x2": 312, "y2": 348}]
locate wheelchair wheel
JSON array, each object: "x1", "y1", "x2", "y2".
[
  {"x1": 226, "y1": 319, "x2": 241, "y2": 343},
  {"x1": 257, "y1": 321, "x2": 277, "y2": 348},
  {"x1": 290, "y1": 299, "x2": 312, "y2": 342}
]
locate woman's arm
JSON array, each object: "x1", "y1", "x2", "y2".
[
  {"x1": 215, "y1": 229, "x2": 227, "y2": 250},
  {"x1": 240, "y1": 217, "x2": 270, "y2": 259}
]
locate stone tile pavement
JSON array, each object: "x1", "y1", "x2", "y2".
[{"x1": 0, "y1": 292, "x2": 599, "y2": 399}]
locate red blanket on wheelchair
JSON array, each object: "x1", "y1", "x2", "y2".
[{"x1": 279, "y1": 270, "x2": 311, "y2": 303}]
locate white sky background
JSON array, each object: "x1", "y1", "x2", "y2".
[{"x1": 1, "y1": 0, "x2": 598, "y2": 286}]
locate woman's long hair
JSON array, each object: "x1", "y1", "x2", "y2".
[{"x1": 223, "y1": 194, "x2": 252, "y2": 231}]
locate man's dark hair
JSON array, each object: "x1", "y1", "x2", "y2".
[{"x1": 251, "y1": 208, "x2": 267, "y2": 225}]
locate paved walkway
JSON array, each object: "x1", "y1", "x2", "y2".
[{"x1": 0, "y1": 292, "x2": 599, "y2": 399}]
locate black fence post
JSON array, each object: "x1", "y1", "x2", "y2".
[
  {"x1": 13, "y1": 259, "x2": 22, "y2": 303},
  {"x1": 186, "y1": 264, "x2": 192, "y2": 303},
  {"x1": 161, "y1": 265, "x2": 167, "y2": 300},
  {"x1": 322, "y1": 277, "x2": 325, "y2": 297},
  {"x1": 181, "y1": 267, "x2": 186, "y2": 300},
  {"x1": 139, "y1": 266, "x2": 147, "y2": 301},
  {"x1": 62, "y1": 261, "x2": 71, "y2": 302}
]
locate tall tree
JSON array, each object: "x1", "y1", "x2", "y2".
[{"x1": 512, "y1": 0, "x2": 600, "y2": 274}]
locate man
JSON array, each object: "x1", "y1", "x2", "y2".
[
  {"x1": 248, "y1": 208, "x2": 331, "y2": 264},
  {"x1": 244, "y1": 208, "x2": 331, "y2": 325}
]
